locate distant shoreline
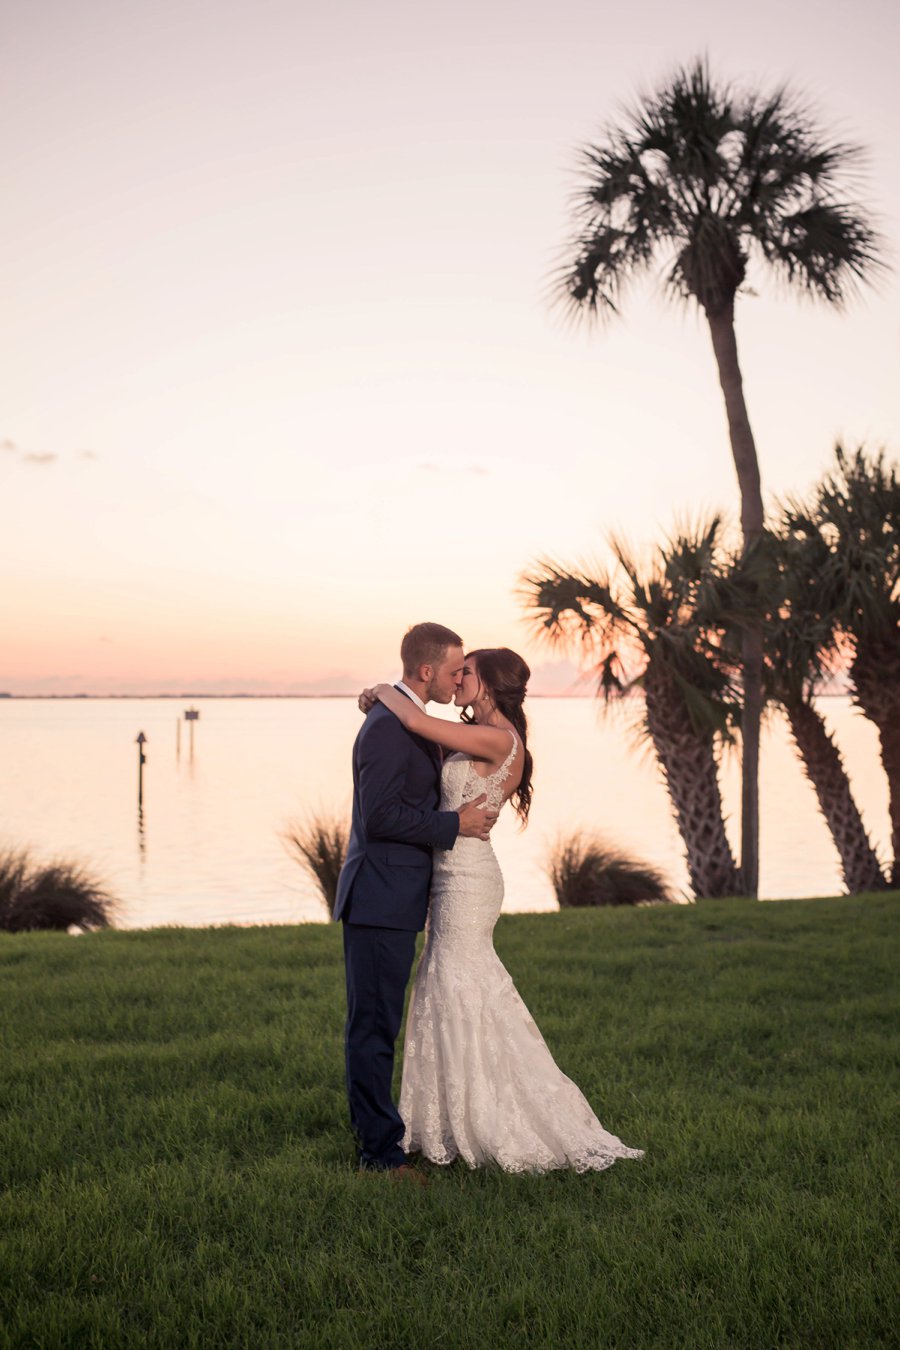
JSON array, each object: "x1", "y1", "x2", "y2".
[
  {"x1": 0, "y1": 692, "x2": 363, "y2": 700},
  {"x1": 0, "y1": 690, "x2": 850, "y2": 701},
  {"x1": 0, "y1": 691, "x2": 596, "y2": 700}
]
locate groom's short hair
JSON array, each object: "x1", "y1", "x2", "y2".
[{"x1": 401, "y1": 622, "x2": 464, "y2": 677}]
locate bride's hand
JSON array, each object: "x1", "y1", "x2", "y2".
[{"x1": 357, "y1": 687, "x2": 378, "y2": 714}]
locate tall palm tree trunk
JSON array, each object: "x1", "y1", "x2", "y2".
[
  {"x1": 706, "y1": 301, "x2": 765, "y2": 897},
  {"x1": 850, "y1": 645, "x2": 900, "y2": 886},
  {"x1": 644, "y1": 667, "x2": 741, "y2": 898},
  {"x1": 785, "y1": 697, "x2": 887, "y2": 893}
]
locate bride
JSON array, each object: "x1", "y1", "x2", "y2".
[{"x1": 366, "y1": 647, "x2": 644, "y2": 1175}]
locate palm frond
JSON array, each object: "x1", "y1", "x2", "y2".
[
  {"x1": 519, "y1": 559, "x2": 636, "y2": 648},
  {"x1": 762, "y1": 202, "x2": 886, "y2": 304},
  {"x1": 778, "y1": 444, "x2": 900, "y2": 641},
  {"x1": 669, "y1": 666, "x2": 737, "y2": 743},
  {"x1": 596, "y1": 649, "x2": 628, "y2": 702}
]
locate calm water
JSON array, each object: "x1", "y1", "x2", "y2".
[{"x1": 0, "y1": 696, "x2": 890, "y2": 927}]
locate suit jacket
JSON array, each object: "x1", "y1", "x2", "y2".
[{"x1": 333, "y1": 697, "x2": 460, "y2": 930}]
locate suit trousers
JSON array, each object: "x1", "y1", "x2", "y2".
[{"x1": 342, "y1": 921, "x2": 417, "y2": 1170}]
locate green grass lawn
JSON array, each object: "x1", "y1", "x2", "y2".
[{"x1": 1, "y1": 895, "x2": 897, "y2": 1349}]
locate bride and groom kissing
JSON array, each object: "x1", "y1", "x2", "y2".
[{"x1": 334, "y1": 621, "x2": 643, "y2": 1179}]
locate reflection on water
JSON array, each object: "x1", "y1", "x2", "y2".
[
  {"x1": 0, "y1": 697, "x2": 890, "y2": 928},
  {"x1": 137, "y1": 804, "x2": 147, "y2": 862}
]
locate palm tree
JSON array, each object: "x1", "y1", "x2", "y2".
[
  {"x1": 523, "y1": 519, "x2": 742, "y2": 899},
  {"x1": 781, "y1": 446, "x2": 900, "y2": 884},
  {"x1": 754, "y1": 530, "x2": 888, "y2": 892},
  {"x1": 556, "y1": 58, "x2": 885, "y2": 896}
]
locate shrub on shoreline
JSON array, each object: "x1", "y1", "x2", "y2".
[
  {"x1": 547, "y1": 832, "x2": 675, "y2": 907},
  {"x1": 0, "y1": 848, "x2": 116, "y2": 932},
  {"x1": 282, "y1": 811, "x2": 348, "y2": 912}
]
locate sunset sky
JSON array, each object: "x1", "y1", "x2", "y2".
[{"x1": 3, "y1": 0, "x2": 898, "y2": 695}]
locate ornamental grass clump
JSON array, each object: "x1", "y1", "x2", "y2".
[
  {"x1": 282, "y1": 812, "x2": 349, "y2": 911},
  {"x1": 547, "y1": 832, "x2": 674, "y2": 907},
  {"x1": 0, "y1": 848, "x2": 116, "y2": 932}
]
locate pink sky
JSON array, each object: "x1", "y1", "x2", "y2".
[{"x1": 2, "y1": 0, "x2": 898, "y2": 695}]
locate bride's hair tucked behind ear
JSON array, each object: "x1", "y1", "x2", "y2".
[{"x1": 462, "y1": 647, "x2": 533, "y2": 825}]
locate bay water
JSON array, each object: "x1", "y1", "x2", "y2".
[{"x1": 0, "y1": 696, "x2": 890, "y2": 927}]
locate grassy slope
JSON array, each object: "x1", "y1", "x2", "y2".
[{"x1": 0, "y1": 895, "x2": 897, "y2": 1349}]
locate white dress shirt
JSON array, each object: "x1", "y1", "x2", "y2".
[{"x1": 395, "y1": 680, "x2": 426, "y2": 713}]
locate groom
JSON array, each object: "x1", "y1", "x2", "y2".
[{"x1": 334, "y1": 621, "x2": 497, "y2": 1175}]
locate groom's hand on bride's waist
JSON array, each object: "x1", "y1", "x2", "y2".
[{"x1": 457, "y1": 795, "x2": 498, "y2": 841}]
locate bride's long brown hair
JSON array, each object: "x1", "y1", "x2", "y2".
[{"x1": 461, "y1": 647, "x2": 534, "y2": 825}]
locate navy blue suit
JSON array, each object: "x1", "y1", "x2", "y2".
[{"x1": 334, "y1": 695, "x2": 459, "y2": 1169}]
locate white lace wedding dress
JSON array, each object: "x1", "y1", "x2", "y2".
[{"x1": 400, "y1": 733, "x2": 645, "y2": 1173}]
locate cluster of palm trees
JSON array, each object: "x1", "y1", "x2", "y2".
[
  {"x1": 777, "y1": 448, "x2": 899, "y2": 889},
  {"x1": 522, "y1": 445, "x2": 899, "y2": 897},
  {"x1": 533, "y1": 57, "x2": 892, "y2": 898}
]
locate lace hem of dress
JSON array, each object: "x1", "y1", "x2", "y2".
[{"x1": 404, "y1": 1136, "x2": 645, "y2": 1175}]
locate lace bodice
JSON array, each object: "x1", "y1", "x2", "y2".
[{"x1": 439, "y1": 730, "x2": 519, "y2": 815}]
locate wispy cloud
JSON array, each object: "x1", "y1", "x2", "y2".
[{"x1": 2, "y1": 440, "x2": 99, "y2": 465}]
